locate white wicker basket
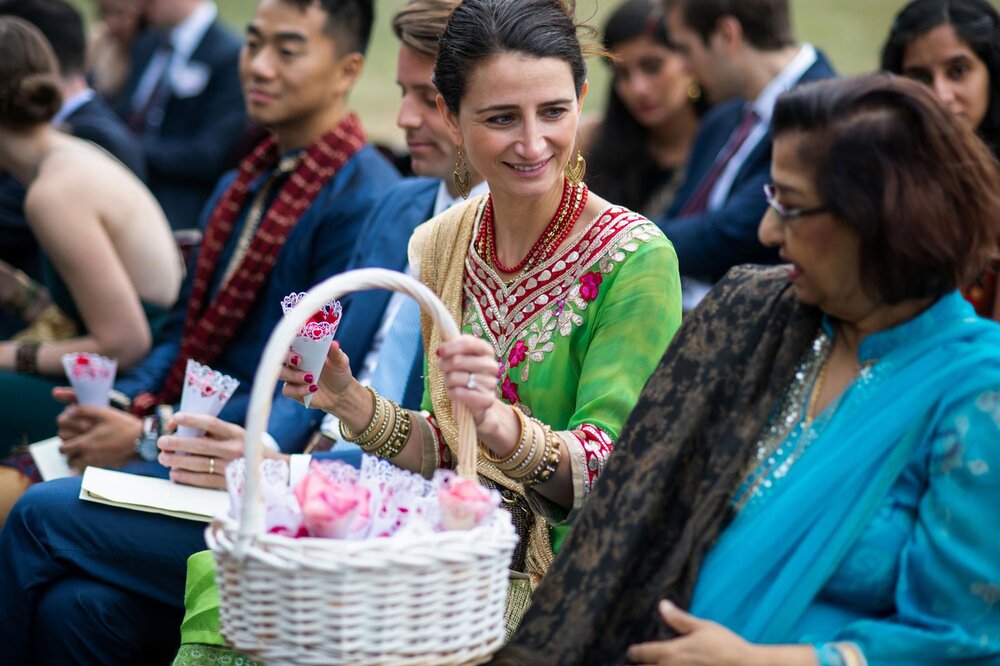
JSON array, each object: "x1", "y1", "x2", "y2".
[{"x1": 207, "y1": 268, "x2": 519, "y2": 666}]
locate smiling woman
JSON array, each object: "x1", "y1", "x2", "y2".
[{"x1": 278, "y1": 0, "x2": 683, "y2": 634}]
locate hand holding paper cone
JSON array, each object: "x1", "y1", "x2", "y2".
[
  {"x1": 176, "y1": 360, "x2": 239, "y2": 438},
  {"x1": 61, "y1": 353, "x2": 117, "y2": 408},
  {"x1": 281, "y1": 292, "x2": 342, "y2": 408}
]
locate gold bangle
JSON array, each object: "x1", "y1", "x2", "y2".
[
  {"x1": 480, "y1": 406, "x2": 526, "y2": 465},
  {"x1": 373, "y1": 403, "x2": 411, "y2": 459},
  {"x1": 340, "y1": 386, "x2": 383, "y2": 443},
  {"x1": 361, "y1": 394, "x2": 395, "y2": 451},
  {"x1": 526, "y1": 428, "x2": 562, "y2": 486},
  {"x1": 504, "y1": 416, "x2": 544, "y2": 481}
]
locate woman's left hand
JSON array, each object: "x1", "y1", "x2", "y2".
[
  {"x1": 157, "y1": 413, "x2": 248, "y2": 489},
  {"x1": 438, "y1": 335, "x2": 501, "y2": 425},
  {"x1": 626, "y1": 601, "x2": 760, "y2": 666}
]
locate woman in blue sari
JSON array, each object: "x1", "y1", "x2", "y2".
[{"x1": 496, "y1": 75, "x2": 1000, "y2": 665}]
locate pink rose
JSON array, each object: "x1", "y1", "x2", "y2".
[
  {"x1": 438, "y1": 474, "x2": 496, "y2": 530},
  {"x1": 580, "y1": 271, "x2": 603, "y2": 302},
  {"x1": 294, "y1": 470, "x2": 371, "y2": 539},
  {"x1": 501, "y1": 376, "x2": 520, "y2": 404},
  {"x1": 508, "y1": 340, "x2": 528, "y2": 368}
]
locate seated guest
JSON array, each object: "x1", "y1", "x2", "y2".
[
  {"x1": 0, "y1": 0, "x2": 145, "y2": 176},
  {"x1": 0, "y1": 17, "x2": 182, "y2": 456},
  {"x1": 0, "y1": 0, "x2": 148, "y2": 322},
  {"x1": 88, "y1": 0, "x2": 144, "y2": 102},
  {"x1": 0, "y1": 0, "x2": 395, "y2": 472},
  {"x1": 657, "y1": 0, "x2": 834, "y2": 308},
  {"x1": 279, "y1": 0, "x2": 682, "y2": 634},
  {"x1": 499, "y1": 74, "x2": 1000, "y2": 666},
  {"x1": 881, "y1": 0, "x2": 1000, "y2": 320},
  {"x1": 0, "y1": 0, "x2": 397, "y2": 658},
  {"x1": 113, "y1": 0, "x2": 247, "y2": 229},
  {"x1": 582, "y1": 0, "x2": 703, "y2": 219}
]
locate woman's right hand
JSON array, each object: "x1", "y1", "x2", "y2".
[{"x1": 280, "y1": 340, "x2": 355, "y2": 412}]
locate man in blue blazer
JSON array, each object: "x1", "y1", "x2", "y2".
[
  {"x1": 0, "y1": 0, "x2": 147, "y2": 334},
  {"x1": 658, "y1": 0, "x2": 836, "y2": 299},
  {"x1": 112, "y1": 0, "x2": 246, "y2": 230}
]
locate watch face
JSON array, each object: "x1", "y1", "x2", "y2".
[{"x1": 137, "y1": 434, "x2": 159, "y2": 462}]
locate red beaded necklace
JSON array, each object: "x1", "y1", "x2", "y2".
[{"x1": 476, "y1": 178, "x2": 589, "y2": 277}]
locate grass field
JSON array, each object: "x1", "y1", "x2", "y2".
[{"x1": 72, "y1": 0, "x2": 1000, "y2": 146}]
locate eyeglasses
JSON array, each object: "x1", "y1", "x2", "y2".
[{"x1": 763, "y1": 184, "x2": 830, "y2": 223}]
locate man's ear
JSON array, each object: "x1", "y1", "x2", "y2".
[
  {"x1": 712, "y1": 16, "x2": 743, "y2": 56},
  {"x1": 436, "y1": 94, "x2": 464, "y2": 147},
  {"x1": 332, "y1": 52, "x2": 365, "y2": 95}
]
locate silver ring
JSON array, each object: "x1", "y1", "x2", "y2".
[
  {"x1": 208, "y1": 457, "x2": 216, "y2": 475},
  {"x1": 465, "y1": 373, "x2": 478, "y2": 390}
]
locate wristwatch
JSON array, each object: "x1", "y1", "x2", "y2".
[{"x1": 134, "y1": 415, "x2": 160, "y2": 462}]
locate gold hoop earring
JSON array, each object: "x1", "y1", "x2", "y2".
[
  {"x1": 686, "y1": 81, "x2": 703, "y2": 103},
  {"x1": 565, "y1": 150, "x2": 586, "y2": 187},
  {"x1": 453, "y1": 146, "x2": 472, "y2": 199}
]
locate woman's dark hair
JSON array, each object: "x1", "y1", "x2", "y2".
[
  {"x1": 588, "y1": 0, "x2": 704, "y2": 213},
  {"x1": 0, "y1": 16, "x2": 62, "y2": 128},
  {"x1": 881, "y1": 0, "x2": 1000, "y2": 159},
  {"x1": 772, "y1": 74, "x2": 1000, "y2": 304},
  {"x1": 433, "y1": 0, "x2": 586, "y2": 113}
]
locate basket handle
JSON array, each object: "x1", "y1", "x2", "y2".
[{"x1": 236, "y1": 268, "x2": 477, "y2": 546}]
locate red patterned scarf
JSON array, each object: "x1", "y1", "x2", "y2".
[{"x1": 135, "y1": 113, "x2": 366, "y2": 413}]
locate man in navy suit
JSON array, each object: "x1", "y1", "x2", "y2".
[
  {"x1": 0, "y1": 0, "x2": 147, "y2": 334},
  {"x1": 657, "y1": 0, "x2": 836, "y2": 306},
  {"x1": 113, "y1": 0, "x2": 246, "y2": 230}
]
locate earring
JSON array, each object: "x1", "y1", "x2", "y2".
[
  {"x1": 565, "y1": 150, "x2": 586, "y2": 187},
  {"x1": 453, "y1": 146, "x2": 472, "y2": 199},
  {"x1": 686, "y1": 81, "x2": 703, "y2": 103}
]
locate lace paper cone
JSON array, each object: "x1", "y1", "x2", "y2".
[
  {"x1": 61, "y1": 353, "x2": 117, "y2": 407},
  {"x1": 176, "y1": 359, "x2": 240, "y2": 438},
  {"x1": 281, "y1": 293, "x2": 342, "y2": 408}
]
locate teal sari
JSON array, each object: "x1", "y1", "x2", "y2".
[{"x1": 692, "y1": 291, "x2": 1000, "y2": 663}]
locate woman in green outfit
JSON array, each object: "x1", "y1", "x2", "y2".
[
  {"x1": 281, "y1": 0, "x2": 681, "y2": 598},
  {"x1": 0, "y1": 18, "x2": 182, "y2": 454}
]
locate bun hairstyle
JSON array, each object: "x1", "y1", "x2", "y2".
[
  {"x1": 0, "y1": 17, "x2": 63, "y2": 129},
  {"x1": 433, "y1": 0, "x2": 595, "y2": 113}
]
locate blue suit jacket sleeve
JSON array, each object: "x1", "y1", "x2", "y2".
[{"x1": 260, "y1": 148, "x2": 402, "y2": 452}]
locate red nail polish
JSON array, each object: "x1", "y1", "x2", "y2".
[
  {"x1": 435, "y1": 348, "x2": 442, "y2": 357},
  {"x1": 291, "y1": 355, "x2": 300, "y2": 365},
  {"x1": 304, "y1": 373, "x2": 314, "y2": 383},
  {"x1": 309, "y1": 384, "x2": 318, "y2": 393}
]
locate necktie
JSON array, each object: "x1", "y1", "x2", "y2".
[
  {"x1": 127, "y1": 38, "x2": 174, "y2": 133},
  {"x1": 367, "y1": 294, "x2": 423, "y2": 405},
  {"x1": 678, "y1": 106, "x2": 758, "y2": 217}
]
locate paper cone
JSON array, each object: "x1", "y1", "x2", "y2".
[
  {"x1": 61, "y1": 353, "x2": 117, "y2": 408},
  {"x1": 281, "y1": 292, "x2": 342, "y2": 409},
  {"x1": 290, "y1": 335, "x2": 332, "y2": 408},
  {"x1": 176, "y1": 359, "x2": 240, "y2": 438}
]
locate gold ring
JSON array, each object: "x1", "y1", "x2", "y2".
[{"x1": 208, "y1": 457, "x2": 216, "y2": 475}]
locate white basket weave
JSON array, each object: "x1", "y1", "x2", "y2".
[{"x1": 207, "y1": 268, "x2": 518, "y2": 666}]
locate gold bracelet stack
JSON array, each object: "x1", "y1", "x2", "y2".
[
  {"x1": 339, "y1": 386, "x2": 411, "y2": 459},
  {"x1": 482, "y1": 406, "x2": 562, "y2": 487}
]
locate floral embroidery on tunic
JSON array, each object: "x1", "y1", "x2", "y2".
[
  {"x1": 463, "y1": 207, "x2": 658, "y2": 395},
  {"x1": 458, "y1": 206, "x2": 658, "y2": 501}
]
